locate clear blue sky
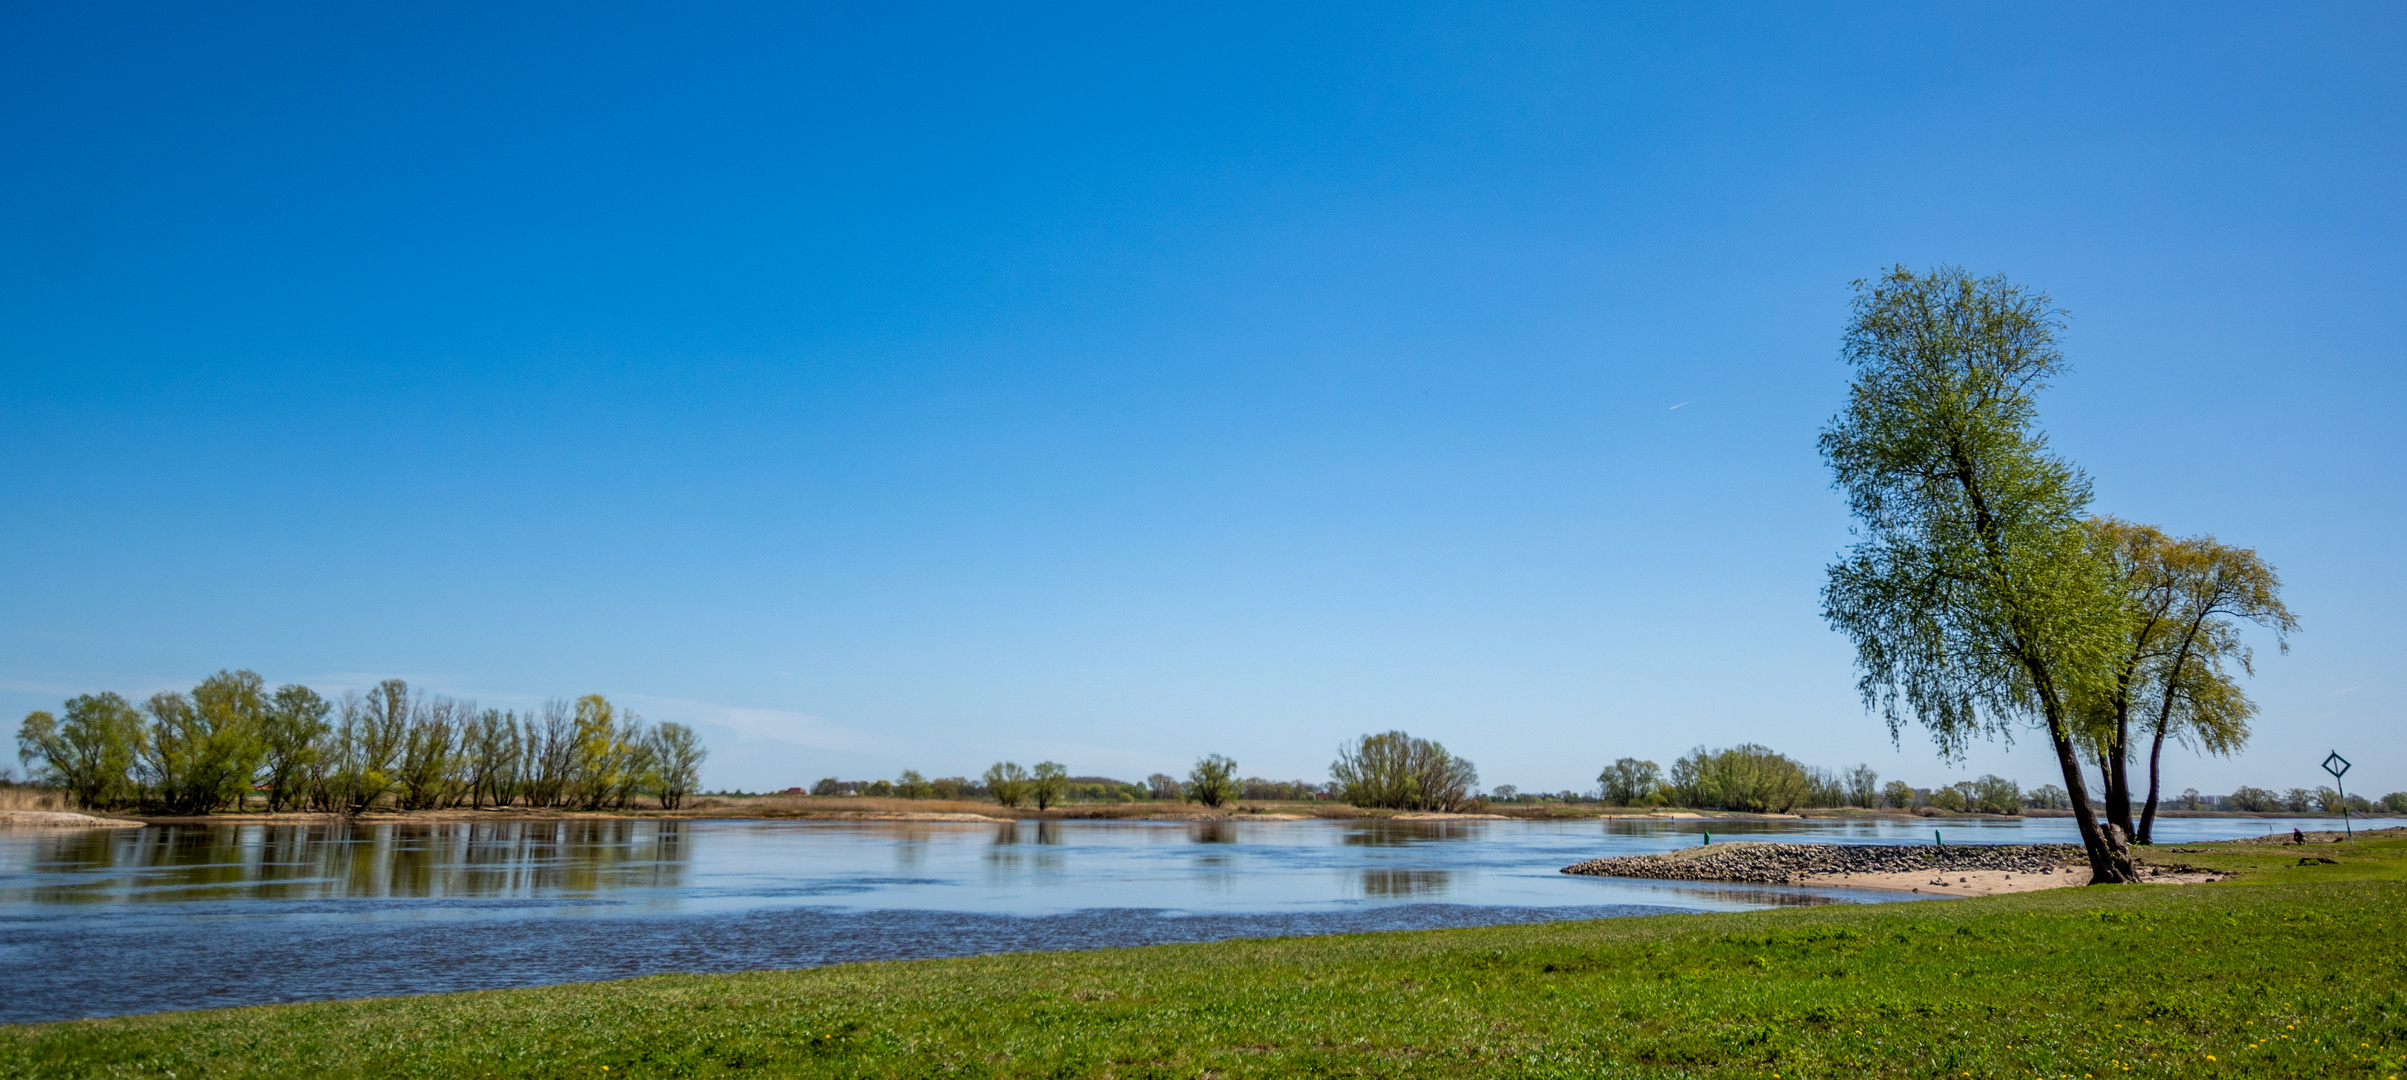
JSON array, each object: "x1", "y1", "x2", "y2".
[{"x1": 3, "y1": 3, "x2": 2400, "y2": 798}]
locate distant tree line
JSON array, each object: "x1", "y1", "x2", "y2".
[
  {"x1": 806, "y1": 755, "x2": 1288, "y2": 809},
  {"x1": 1587, "y1": 744, "x2": 2401, "y2": 817},
  {"x1": 15, "y1": 672, "x2": 705, "y2": 814},
  {"x1": 1595, "y1": 745, "x2": 2036, "y2": 815},
  {"x1": 800, "y1": 736, "x2": 1480, "y2": 814},
  {"x1": 1595, "y1": 746, "x2": 1907, "y2": 814},
  {"x1": 1484, "y1": 787, "x2": 1606, "y2": 805},
  {"x1": 2208, "y1": 786, "x2": 2395, "y2": 814}
]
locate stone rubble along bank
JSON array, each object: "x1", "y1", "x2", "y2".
[{"x1": 1560, "y1": 841, "x2": 2085, "y2": 885}]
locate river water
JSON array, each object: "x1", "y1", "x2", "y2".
[{"x1": 0, "y1": 813, "x2": 2339, "y2": 1023}]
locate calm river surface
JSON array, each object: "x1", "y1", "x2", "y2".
[{"x1": 0, "y1": 814, "x2": 2337, "y2": 1023}]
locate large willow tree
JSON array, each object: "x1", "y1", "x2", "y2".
[
  {"x1": 1820, "y1": 266, "x2": 2135, "y2": 883},
  {"x1": 2083, "y1": 518, "x2": 2295, "y2": 844}
]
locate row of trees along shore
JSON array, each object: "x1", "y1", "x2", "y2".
[
  {"x1": 1818, "y1": 266, "x2": 2305, "y2": 883},
  {"x1": 1591, "y1": 745, "x2": 2405, "y2": 815},
  {"x1": 789, "y1": 729, "x2": 2403, "y2": 817},
  {"x1": 804, "y1": 732, "x2": 1486, "y2": 813},
  {"x1": 15, "y1": 673, "x2": 705, "y2": 814}
]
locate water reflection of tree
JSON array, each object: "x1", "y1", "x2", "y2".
[
  {"x1": 1357, "y1": 869, "x2": 1452, "y2": 898},
  {"x1": 7, "y1": 821, "x2": 692, "y2": 905},
  {"x1": 1340, "y1": 821, "x2": 1481, "y2": 847},
  {"x1": 1599, "y1": 819, "x2": 1803, "y2": 841},
  {"x1": 984, "y1": 821, "x2": 1068, "y2": 875},
  {"x1": 890, "y1": 826, "x2": 930, "y2": 871}
]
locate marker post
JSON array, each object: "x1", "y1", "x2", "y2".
[{"x1": 2324, "y1": 752, "x2": 2354, "y2": 840}]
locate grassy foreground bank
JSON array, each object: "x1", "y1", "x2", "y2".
[{"x1": 7, "y1": 836, "x2": 2403, "y2": 1079}]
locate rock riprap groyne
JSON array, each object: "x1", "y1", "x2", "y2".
[{"x1": 1560, "y1": 840, "x2": 2084, "y2": 885}]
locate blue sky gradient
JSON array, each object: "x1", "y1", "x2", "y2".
[{"x1": 4, "y1": 3, "x2": 2401, "y2": 796}]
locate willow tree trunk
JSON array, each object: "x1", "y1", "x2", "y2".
[
  {"x1": 2137, "y1": 726, "x2": 2171, "y2": 844},
  {"x1": 2046, "y1": 711, "x2": 2136, "y2": 883},
  {"x1": 2102, "y1": 720, "x2": 2135, "y2": 842}
]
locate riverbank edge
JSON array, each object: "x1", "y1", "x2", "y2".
[
  {"x1": 31, "y1": 795, "x2": 2401, "y2": 828},
  {"x1": 91, "y1": 804, "x2": 1853, "y2": 826},
  {"x1": 1560, "y1": 837, "x2": 2257, "y2": 897},
  {"x1": 0, "y1": 810, "x2": 146, "y2": 829},
  {"x1": 104, "y1": 805, "x2": 2406, "y2": 826}
]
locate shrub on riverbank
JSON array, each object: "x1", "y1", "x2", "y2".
[
  {"x1": 1331, "y1": 731, "x2": 1477, "y2": 812},
  {"x1": 1666, "y1": 743, "x2": 1812, "y2": 813}
]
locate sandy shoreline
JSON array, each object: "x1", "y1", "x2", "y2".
[
  {"x1": 1559, "y1": 839, "x2": 2238, "y2": 897},
  {"x1": 0, "y1": 810, "x2": 147, "y2": 830},
  {"x1": 1791, "y1": 864, "x2": 2227, "y2": 897}
]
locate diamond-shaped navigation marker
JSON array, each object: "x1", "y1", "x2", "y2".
[{"x1": 2323, "y1": 752, "x2": 2351, "y2": 779}]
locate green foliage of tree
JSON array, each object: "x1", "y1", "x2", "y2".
[
  {"x1": 1819, "y1": 265, "x2": 2135, "y2": 882},
  {"x1": 1666, "y1": 744, "x2": 1811, "y2": 813},
  {"x1": 1802, "y1": 767, "x2": 1848, "y2": 808},
  {"x1": 1028, "y1": 762, "x2": 1067, "y2": 810},
  {"x1": 460, "y1": 708, "x2": 523, "y2": 809},
  {"x1": 17, "y1": 675, "x2": 706, "y2": 816},
  {"x1": 1919, "y1": 776, "x2": 2019, "y2": 814},
  {"x1": 139, "y1": 670, "x2": 272, "y2": 814},
  {"x1": 522, "y1": 699, "x2": 576, "y2": 809},
  {"x1": 324, "y1": 681, "x2": 410, "y2": 813},
  {"x1": 1880, "y1": 779, "x2": 1918, "y2": 809},
  {"x1": 2079, "y1": 518, "x2": 2296, "y2": 844},
  {"x1": 984, "y1": 762, "x2": 1031, "y2": 807},
  {"x1": 607, "y1": 713, "x2": 660, "y2": 811},
  {"x1": 189, "y1": 671, "x2": 271, "y2": 809},
  {"x1": 1235, "y1": 777, "x2": 1323, "y2": 801},
  {"x1": 258, "y1": 685, "x2": 329, "y2": 812},
  {"x1": 2027, "y1": 783, "x2": 2071, "y2": 810},
  {"x1": 1186, "y1": 754, "x2": 1240, "y2": 809},
  {"x1": 1596, "y1": 758, "x2": 1660, "y2": 807},
  {"x1": 1146, "y1": 773, "x2": 1182, "y2": 801},
  {"x1": 2382, "y1": 792, "x2": 2407, "y2": 813},
  {"x1": 567, "y1": 695, "x2": 624, "y2": 810},
  {"x1": 895, "y1": 770, "x2": 931, "y2": 799},
  {"x1": 16, "y1": 693, "x2": 144, "y2": 809},
  {"x1": 649, "y1": 722, "x2": 706, "y2": 810},
  {"x1": 1330, "y1": 733, "x2": 1475, "y2": 812},
  {"x1": 2227, "y1": 785, "x2": 2282, "y2": 812},
  {"x1": 396, "y1": 696, "x2": 465, "y2": 811},
  {"x1": 1841, "y1": 765, "x2": 1881, "y2": 809}
]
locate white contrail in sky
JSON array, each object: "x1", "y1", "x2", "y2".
[{"x1": 1669, "y1": 400, "x2": 1691, "y2": 410}]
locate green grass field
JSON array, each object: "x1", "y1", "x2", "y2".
[{"x1": 6, "y1": 831, "x2": 2402, "y2": 1079}]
